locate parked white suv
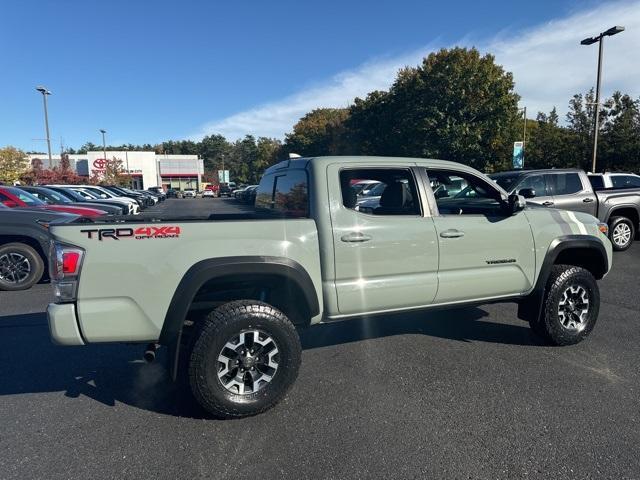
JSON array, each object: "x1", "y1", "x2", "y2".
[
  {"x1": 183, "y1": 188, "x2": 197, "y2": 198},
  {"x1": 588, "y1": 172, "x2": 640, "y2": 190}
]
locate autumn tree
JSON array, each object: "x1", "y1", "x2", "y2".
[{"x1": 0, "y1": 146, "x2": 28, "y2": 184}]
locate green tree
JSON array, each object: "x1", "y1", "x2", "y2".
[
  {"x1": 283, "y1": 108, "x2": 349, "y2": 156},
  {"x1": 0, "y1": 146, "x2": 28, "y2": 184},
  {"x1": 600, "y1": 92, "x2": 640, "y2": 172},
  {"x1": 526, "y1": 108, "x2": 574, "y2": 169},
  {"x1": 345, "y1": 48, "x2": 521, "y2": 171}
]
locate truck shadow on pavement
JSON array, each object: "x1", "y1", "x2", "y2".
[{"x1": 0, "y1": 308, "x2": 539, "y2": 419}]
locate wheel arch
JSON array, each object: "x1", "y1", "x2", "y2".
[
  {"x1": 607, "y1": 206, "x2": 639, "y2": 228},
  {"x1": 518, "y1": 235, "x2": 608, "y2": 323},
  {"x1": 159, "y1": 256, "x2": 319, "y2": 379}
]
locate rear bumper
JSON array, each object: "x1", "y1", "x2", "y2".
[{"x1": 47, "y1": 303, "x2": 85, "y2": 346}]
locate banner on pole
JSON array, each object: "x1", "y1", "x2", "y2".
[{"x1": 513, "y1": 142, "x2": 524, "y2": 169}]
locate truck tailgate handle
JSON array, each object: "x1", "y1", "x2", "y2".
[
  {"x1": 341, "y1": 232, "x2": 372, "y2": 243},
  {"x1": 583, "y1": 197, "x2": 595, "y2": 203},
  {"x1": 439, "y1": 229, "x2": 464, "y2": 238}
]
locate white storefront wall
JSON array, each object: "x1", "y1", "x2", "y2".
[{"x1": 27, "y1": 151, "x2": 203, "y2": 190}]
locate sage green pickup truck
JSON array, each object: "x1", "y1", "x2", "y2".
[{"x1": 47, "y1": 156, "x2": 613, "y2": 418}]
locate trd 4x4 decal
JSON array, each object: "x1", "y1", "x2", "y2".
[{"x1": 80, "y1": 226, "x2": 181, "y2": 240}]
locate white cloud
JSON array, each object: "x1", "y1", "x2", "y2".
[
  {"x1": 488, "y1": 0, "x2": 640, "y2": 116},
  {"x1": 192, "y1": 0, "x2": 640, "y2": 140}
]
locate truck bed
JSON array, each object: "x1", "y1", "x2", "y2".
[{"x1": 49, "y1": 217, "x2": 323, "y2": 343}]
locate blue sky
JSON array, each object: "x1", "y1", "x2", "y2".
[{"x1": 2, "y1": 0, "x2": 638, "y2": 152}]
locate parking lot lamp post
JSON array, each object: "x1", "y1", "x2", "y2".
[
  {"x1": 123, "y1": 147, "x2": 131, "y2": 187},
  {"x1": 100, "y1": 129, "x2": 107, "y2": 165},
  {"x1": 35, "y1": 86, "x2": 53, "y2": 168},
  {"x1": 581, "y1": 25, "x2": 625, "y2": 173}
]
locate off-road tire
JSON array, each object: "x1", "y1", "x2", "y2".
[
  {"x1": 188, "y1": 300, "x2": 301, "y2": 418},
  {"x1": 533, "y1": 265, "x2": 599, "y2": 346},
  {"x1": 0, "y1": 243, "x2": 44, "y2": 291},
  {"x1": 609, "y1": 216, "x2": 635, "y2": 251}
]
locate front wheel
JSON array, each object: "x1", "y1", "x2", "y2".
[
  {"x1": 188, "y1": 300, "x2": 301, "y2": 418},
  {"x1": 609, "y1": 216, "x2": 635, "y2": 251},
  {"x1": 531, "y1": 265, "x2": 600, "y2": 345}
]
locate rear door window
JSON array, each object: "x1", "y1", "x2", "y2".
[
  {"x1": 339, "y1": 169, "x2": 421, "y2": 216},
  {"x1": 548, "y1": 173, "x2": 583, "y2": 196},
  {"x1": 588, "y1": 175, "x2": 605, "y2": 190}
]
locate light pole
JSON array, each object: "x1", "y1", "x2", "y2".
[
  {"x1": 99, "y1": 129, "x2": 107, "y2": 164},
  {"x1": 581, "y1": 25, "x2": 625, "y2": 173},
  {"x1": 520, "y1": 106, "x2": 527, "y2": 164},
  {"x1": 124, "y1": 146, "x2": 131, "y2": 187},
  {"x1": 35, "y1": 86, "x2": 53, "y2": 168}
]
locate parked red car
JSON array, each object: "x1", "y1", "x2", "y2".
[{"x1": 0, "y1": 186, "x2": 107, "y2": 217}]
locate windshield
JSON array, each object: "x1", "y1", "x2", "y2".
[
  {"x1": 5, "y1": 187, "x2": 45, "y2": 206},
  {"x1": 38, "y1": 187, "x2": 72, "y2": 203},
  {"x1": 489, "y1": 173, "x2": 522, "y2": 193}
]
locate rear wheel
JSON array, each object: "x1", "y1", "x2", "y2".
[
  {"x1": 0, "y1": 243, "x2": 45, "y2": 291},
  {"x1": 530, "y1": 265, "x2": 599, "y2": 345},
  {"x1": 188, "y1": 300, "x2": 301, "y2": 418},
  {"x1": 609, "y1": 216, "x2": 635, "y2": 251}
]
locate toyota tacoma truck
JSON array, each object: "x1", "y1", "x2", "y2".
[
  {"x1": 46, "y1": 156, "x2": 613, "y2": 418},
  {"x1": 489, "y1": 168, "x2": 640, "y2": 251}
]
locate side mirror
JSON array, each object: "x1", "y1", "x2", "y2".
[
  {"x1": 507, "y1": 194, "x2": 526, "y2": 214},
  {"x1": 518, "y1": 187, "x2": 536, "y2": 199},
  {"x1": 2, "y1": 200, "x2": 18, "y2": 208}
]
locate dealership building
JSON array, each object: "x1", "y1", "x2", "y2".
[{"x1": 27, "y1": 151, "x2": 204, "y2": 191}]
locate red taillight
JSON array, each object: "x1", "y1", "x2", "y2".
[
  {"x1": 62, "y1": 252, "x2": 81, "y2": 275},
  {"x1": 50, "y1": 242, "x2": 84, "y2": 281}
]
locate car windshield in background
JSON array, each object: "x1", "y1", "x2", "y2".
[
  {"x1": 489, "y1": 173, "x2": 522, "y2": 192},
  {"x1": 5, "y1": 187, "x2": 44, "y2": 206}
]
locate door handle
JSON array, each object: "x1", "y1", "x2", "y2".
[
  {"x1": 583, "y1": 197, "x2": 595, "y2": 203},
  {"x1": 341, "y1": 232, "x2": 372, "y2": 243},
  {"x1": 542, "y1": 201, "x2": 554, "y2": 206},
  {"x1": 439, "y1": 229, "x2": 465, "y2": 239}
]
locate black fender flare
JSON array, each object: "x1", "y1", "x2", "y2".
[
  {"x1": 517, "y1": 235, "x2": 608, "y2": 323},
  {"x1": 159, "y1": 256, "x2": 319, "y2": 379}
]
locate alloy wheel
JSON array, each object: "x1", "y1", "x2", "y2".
[
  {"x1": 0, "y1": 252, "x2": 31, "y2": 284},
  {"x1": 217, "y1": 329, "x2": 279, "y2": 395},
  {"x1": 612, "y1": 223, "x2": 632, "y2": 248},
  {"x1": 557, "y1": 285, "x2": 590, "y2": 332}
]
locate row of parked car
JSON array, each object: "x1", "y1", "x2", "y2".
[{"x1": 0, "y1": 184, "x2": 167, "y2": 291}]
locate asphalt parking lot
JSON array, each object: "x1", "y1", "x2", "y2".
[{"x1": 1, "y1": 198, "x2": 639, "y2": 480}]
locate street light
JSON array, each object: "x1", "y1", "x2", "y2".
[
  {"x1": 35, "y1": 86, "x2": 53, "y2": 168},
  {"x1": 99, "y1": 129, "x2": 107, "y2": 165},
  {"x1": 581, "y1": 25, "x2": 625, "y2": 172}
]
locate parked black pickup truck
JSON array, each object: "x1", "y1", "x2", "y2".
[{"x1": 490, "y1": 168, "x2": 640, "y2": 251}]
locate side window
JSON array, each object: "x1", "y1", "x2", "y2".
[
  {"x1": 516, "y1": 175, "x2": 546, "y2": 196},
  {"x1": 255, "y1": 174, "x2": 276, "y2": 210},
  {"x1": 273, "y1": 171, "x2": 308, "y2": 217},
  {"x1": 255, "y1": 170, "x2": 309, "y2": 218},
  {"x1": 588, "y1": 175, "x2": 605, "y2": 190},
  {"x1": 427, "y1": 169, "x2": 504, "y2": 216},
  {"x1": 549, "y1": 173, "x2": 583, "y2": 196},
  {"x1": 340, "y1": 169, "x2": 420, "y2": 216}
]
